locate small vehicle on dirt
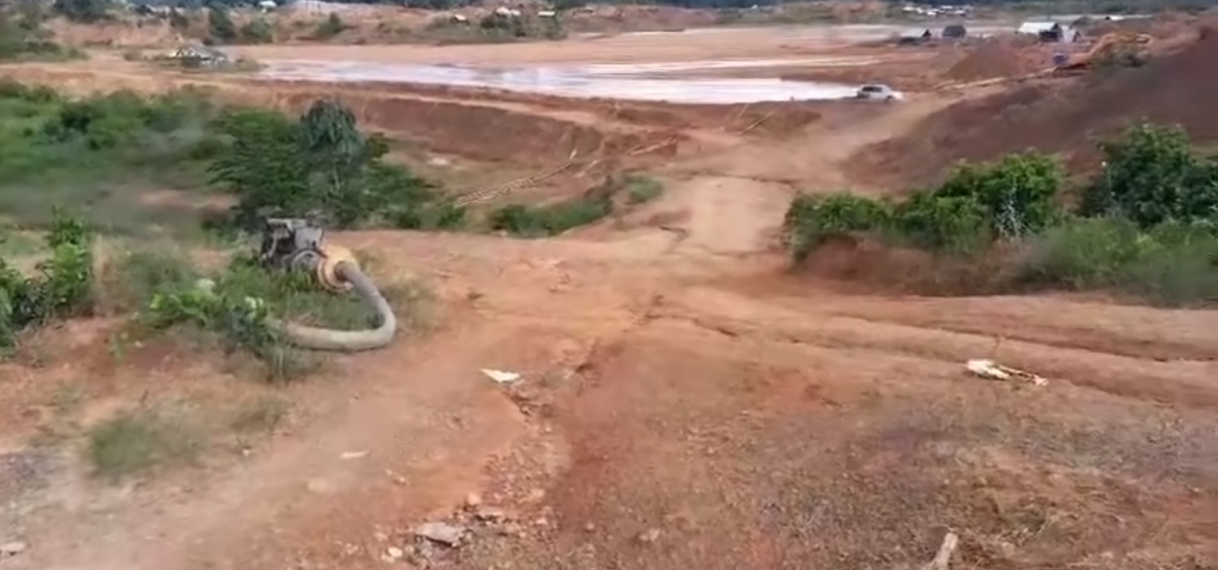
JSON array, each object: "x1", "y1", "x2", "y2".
[{"x1": 855, "y1": 84, "x2": 904, "y2": 102}]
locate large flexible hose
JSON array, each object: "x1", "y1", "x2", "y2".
[{"x1": 267, "y1": 260, "x2": 398, "y2": 352}]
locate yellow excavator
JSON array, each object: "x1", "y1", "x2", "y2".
[{"x1": 1055, "y1": 31, "x2": 1153, "y2": 75}]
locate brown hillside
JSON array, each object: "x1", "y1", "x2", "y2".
[
  {"x1": 857, "y1": 26, "x2": 1218, "y2": 189},
  {"x1": 944, "y1": 37, "x2": 1054, "y2": 82}
]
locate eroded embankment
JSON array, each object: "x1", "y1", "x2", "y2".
[{"x1": 0, "y1": 66, "x2": 683, "y2": 167}]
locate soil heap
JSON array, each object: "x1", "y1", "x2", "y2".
[
  {"x1": 857, "y1": 26, "x2": 1218, "y2": 189},
  {"x1": 944, "y1": 38, "x2": 1053, "y2": 82}
]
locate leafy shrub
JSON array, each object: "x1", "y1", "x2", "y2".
[
  {"x1": 0, "y1": 211, "x2": 94, "y2": 348},
  {"x1": 1080, "y1": 122, "x2": 1218, "y2": 228},
  {"x1": 890, "y1": 192, "x2": 989, "y2": 254},
  {"x1": 208, "y1": 99, "x2": 447, "y2": 231},
  {"x1": 935, "y1": 152, "x2": 1061, "y2": 238},
  {"x1": 489, "y1": 195, "x2": 613, "y2": 237},
  {"x1": 207, "y1": 5, "x2": 238, "y2": 44},
  {"x1": 783, "y1": 193, "x2": 890, "y2": 261},
  {"x1": 625, "y1": 174, "x2": 664, "y2": 204},
  {"x1": 781, "y1": 130, "x2": 1217, "y2": 306},
  {"x1": 132, "y1": 254, "x2": 421, "y2": 382},
  {"x1": 1020, "y1": 217, "x2": 1218, "y2": 306},
  {"x1": 311, "y1": 13, "x2": 349, "y2": 40},
  {"x1": 239, "y1": 18, "x2": 274, "y2": 44}
]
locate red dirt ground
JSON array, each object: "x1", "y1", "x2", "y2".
[{"x1": 2, "y1": 26, "x2": 1216, "y2": 570}]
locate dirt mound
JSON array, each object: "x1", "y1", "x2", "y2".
[
  {"x1": 856, "y1": 28, "x2": 1218, "y2": 189},
  {"x1": 944, "y1": 38, "x2": 1052, "y2": 82}
]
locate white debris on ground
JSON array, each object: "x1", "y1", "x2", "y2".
[
  {"x1": 966, "y1": 359, "x2": 1048, "y2": 386},
  {"x1": 481, "y1": 369, "x2": 522, "y2": 384},
  {"x1": 0, "y1": 541, "x2": 27, "y2": 557}
]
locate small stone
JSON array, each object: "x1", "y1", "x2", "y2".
[
  {"x1": 637, "y1": 528, "x2": 661, "y2": 543},
  {"x1": 413, "y1": 522, "x2": 466, "y2": 546},
  {"x1": 583, "y1": 522, "x2": 596, "y2": 532},
  {"x1": 474, "y1": 506, "x2": 509, "y2": 521},
  {"x1": 533, "y1": 517, "x2": 548, "y2": 527},
  {"x1": 386, "y1": 547, "x2": 404, "y2": 559},
  {"x1": 306, "y1": 478, "x2": 336, "y2": 494},
  {"x1": 464, "y1": 492, "x2": 482, "y2": 508},
  {"x1": 0, "y1": 542, "x2": 27, "y2": 556},
  {"x1": 523, "y1": 488, "x2": 546, "y2": 503}
]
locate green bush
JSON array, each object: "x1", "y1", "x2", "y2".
[
  {"x1": 208, "y1": 100, "x2": 449, "y2": 231},
  {"x1": 1020, "y1": 217, "x2": 1218, "y2": 306},
  {"x1": 1080, "y1": 122, "x2": 1218, "y2": 229},
  {"x1": 625, "y1": 174, "x2": 664, "y2": 204},
  {"x1": 0, "y1": 83, "x2": 223, "y2": 232},
  {"x1": 934, "y1": 152, "x2": 1061, "y2": 238},
  {"x1": 0, "y1": 9, "x2": 86, "y2": 62},
  {"x1": 0, "y1": 211, "x2": 94, "y2": 348},
  {"x1": 890, "y1": 192, "x2": 989, "y2": 254},
  {"x1": 131, "y1": 254, "x2": 422, "y2": 382},
  {"x1": 489, "y1": 195, "x2": 613, "y2": 238},
  {"x1": 239, "y1": 18, "x2": 274, "y2": 44},
  {"x1": 781, "y1": 127, "x2": 1217, "y2": 306},
  {"x1": 783, "y1": 193, "x2": 890, "y2": 261},
  {"x1": 311, "y1": 13, "x2": 349, "y2": 40}
]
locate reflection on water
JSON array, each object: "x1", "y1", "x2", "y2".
[{"x1": 258, "y1": 59, "x2": 869, "y2": 104}]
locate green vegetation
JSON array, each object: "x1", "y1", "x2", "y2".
[
  {"x1": 487, "y1": 175, "x2": 663, "y2": 238},
  {"x1": 0, "y1": 82, "x2": 443, "y2": 365},
  {"x1": 784, "y1": 122, "x2": 1218, "y2": 306},
  {"x1": 489, "y1": 197, "x2": 612, "y2": 237},
  {"x1": 0, "y1": 81, "x2": 223, "y2": 232},
  {"x1": 106, "y1": 248, "x2": 425, "y2": 383},
  {"x1": 423, "y1": 12, "x2": 566, "y2": 45},
  {"x1": 0, "y1": 211, "x2": 93, "y2": 349},
  {"x1": 310, "y1": 13, "x2": 350, "y2": 40},
  {"x1": 0, "y1": 5, "x2": 86, "y2": 62},
  {"x1": 0, "y1": 81, "x2": 459, "y2": 234},
  {"x1": 625, "y1": 174, "x2": 665, "y2": 205},
  {"x1": 86, "y1": 406, "x2": 205, "y2": 480},
  {"x1": 229, "y1": 395, "x2": 289, "y2": 433}
]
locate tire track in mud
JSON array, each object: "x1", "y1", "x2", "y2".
[{"x1": 641, "y1": 302, "x2": 1218, "y2": 410}]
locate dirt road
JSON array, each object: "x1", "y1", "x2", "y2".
[
  {"x1": 9, "y1": 148, "x2": 1217, "y2": 570},
  {"x1": 2, "y1": 33, "x2": 1216, "y2": 570}
]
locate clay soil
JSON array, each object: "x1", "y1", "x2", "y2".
[
  {"x1": 1, "y1": 25, "x2": 1216, "y2": 570},
  {"x1": 856, "y1": 25, "x2": 1218, "y2": 189}
]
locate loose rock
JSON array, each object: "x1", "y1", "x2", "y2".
[
  {"x1": 474, "y1": 506, "x2": 511, "y2": 522},
  {"x1": 637, "y1": 528, "x2": 661, "y2": 543},
  {"x1": 413, "y1": 522, "x2": 467, "y2": 546},
  {"x1": 464, "y1": 492, "x2": 482, "y2": 508},
  {"x1": 0, "y1": 542, "x2": 27, "y2": 556}
]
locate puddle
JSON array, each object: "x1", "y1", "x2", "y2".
[{"x1": 259, "y1": 58, "x2": 870, "y2": 104}]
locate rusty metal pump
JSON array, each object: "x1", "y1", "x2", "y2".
[{"x1": 254, "y1": 218, "x2": 397, "y2": 352}]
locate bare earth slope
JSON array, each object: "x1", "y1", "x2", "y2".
[{"x1": 858, "y1": 28, "x2": 1218, "y2": 188}]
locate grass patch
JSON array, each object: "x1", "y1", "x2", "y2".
[
  {"x1": 97, "y1": 246, "x2": 205, "y2": 314},
  {"x1": 105, "y1": 247, "x2": 430, "y2": 383},
  {"x1": 488, "y1": 196, "x2": 613, "y2": 238},
  {"x1": 625, "y1": 174, "x2": 665, "y2": 205},
  {"x1": 229, "y1": 395, "x2": 289, "y2": 433},
  {"x1": 1019, "y1": 217, "x2": 1218, "y2": 306},
  {"x1": 86, "y1": 407, "x2": 205, "y2": 480},
  {"x1": 0, "y1": 81, "x2": 224, "y2": 236}
]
